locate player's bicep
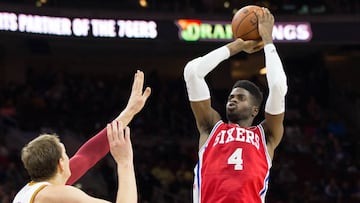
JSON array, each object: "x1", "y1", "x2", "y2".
[
  {"x1": 190, "y1": 99, "x2": 220, "y2": 134},
  {"x1": 262, "y1": 112, "x2": 285, "y2": 158}
]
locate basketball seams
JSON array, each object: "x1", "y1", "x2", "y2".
[
  {"x1": 234, "y1": 11, "x2": 254, "y2": 37},
  {"x1": 240, "y1": 27, "x2": 258, "y2": 39},
  {"x1": 235, "y1": 11, "x2": 258, "y2": 39},
  {"x1": 231, "y1": 5, "x2": 262, "y2": 40}
]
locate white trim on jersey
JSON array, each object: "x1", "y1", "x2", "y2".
[
  {"x1": 258, "y1": 124, "x2": 272, "y2": 202},
  {"x1": 258, "y1": 124, "x2": 272, "y2": 167},
  {"x1": 193, "y1": 120, "x2": 223, "y2": 203}
]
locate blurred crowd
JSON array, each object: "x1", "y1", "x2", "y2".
[
  {"x1": 3, "y1": 0, "x2": 360, "y2": 15},
  {"x1": 0, "y1": 57, "x2": 360, "y2": 203}
]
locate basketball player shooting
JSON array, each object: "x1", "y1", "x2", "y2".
[{"x1": 183, "y1": 8, "x2": 287, "y2": 203}]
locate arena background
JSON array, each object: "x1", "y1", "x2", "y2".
[{"x1": 0, "y1": 1, "x2": 359, "y2": 202}]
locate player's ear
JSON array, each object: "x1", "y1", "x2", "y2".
[
  {"x1": 251, "y1": 106, "x2": 259, "y2": 117},
  {"x1": 58, "y1": 157, "x2": 65, "y2": 173}
]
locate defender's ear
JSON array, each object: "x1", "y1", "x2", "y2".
[{"x1": 58, "y1": 158, "x2": 65, "y2": 173}]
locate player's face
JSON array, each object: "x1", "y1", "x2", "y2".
[{"x1": 226, "y1": 87, "x2": 255, "y2": 123}]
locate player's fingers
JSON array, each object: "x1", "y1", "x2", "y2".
[
  {"x1": 262, "y1": 7, "x2": 270, "y2": 14},
  {"x1": 124, "y1": 126, "x2": 131, "y2": 143},
  {"x1": 107, "y1": 123, "x2": 114, "y2": 142},
  {"x1": 118, "y1": 121, "x2": 126, "y2": 141},
  {"x1": 253, "y1": 41, "x2": 264, "y2": 51},
  {"x1": 112, "y1": 120, "x2": 120, "y2": 142},
  {"x1": 135, "y1": 70, "x2": 144, "y2": 92},
  {"x1": 255, "y1": 9, "x2": 263, "y2": 19},
  {"x1": 262, "y1": 7, "x2": 270, "y2": 19},
  {"x1": 269, "y1": 13, "x2": 274, "y2": 23},
  {"x1": 131, "y1": 71, "x2": 139, "y2": 92},
  {"x1": 143, "y1": 87, "x2": 151, "y2": 99},
  {"x1": 132, "y1": 72, "x2": 137, "y2": 90}
]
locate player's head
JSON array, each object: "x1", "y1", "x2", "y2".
[
  {"x1": 21, "y1": 134, "x2": 71, "y2": 182},
  {"x1": 226, "y1": 80, "x2": 263, "y2": 123}
]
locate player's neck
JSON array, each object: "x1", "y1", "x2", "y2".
[
  {"x1": 45, "y1": 174, "x2": 67, "y2": 185},
  {"x1": 229, "y1": 119, "x2": 253, "y2": 128}
]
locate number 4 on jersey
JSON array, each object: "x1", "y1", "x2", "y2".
[{"x1": 227, "y1": 148, "x2": 243, "y2": 170}]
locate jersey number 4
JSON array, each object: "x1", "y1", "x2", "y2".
[{"x1": 227, "y1": 148, "x2": 243, "y2": 170}]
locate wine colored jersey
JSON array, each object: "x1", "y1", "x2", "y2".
[
  {"x1": 13, "y1": 182, "x2": 50, "y2": 203},
  {"x1": 193, "y1": 121, "x2": 272, "y2": 203}
]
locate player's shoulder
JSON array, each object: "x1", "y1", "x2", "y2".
[
  {"x1": 35, "y1": 185, "x2": 80, "y2": 203},
  {"x1": 247, "y1": 124, "x2": 262, "y2": 131}
]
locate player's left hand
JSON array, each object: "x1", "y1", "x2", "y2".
[{"x1": 125, "y1": 70, "x2": 151, "y2": 115}]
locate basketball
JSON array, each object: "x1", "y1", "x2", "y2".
[{"x1": 231, "y1": 5, "x2": 263, "y2": 40}]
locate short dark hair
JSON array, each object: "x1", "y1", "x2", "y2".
[
  {"x1": 21, "y1": 134, "x2": 62, "y2": 182},
  {"x1": 232, "y1": 80, "x2": 263, "y2": 107}
]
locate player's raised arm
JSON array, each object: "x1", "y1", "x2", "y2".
[
  {"x1": 183, "y1": 39, "x2": 262, "y2": 148},
  {"x1": 67, "y1": 70, "x2": 151, "y2": 185},
  {"x1": 114, "y1": 70, "x2": 152, "y2": 124},
  {"x1": 183, "y1": 49, "x2": 226, "y2": 148},
  {"x1": 107, "y1": 121, "x2": 137, "y2": 203},
  {"x1": 257, "y1": 8, "x2": 288, "y2": 159}
]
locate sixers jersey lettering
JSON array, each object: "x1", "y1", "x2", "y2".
[{"x1": 193, "y1": 121, "x2": 272, "y2": 203}]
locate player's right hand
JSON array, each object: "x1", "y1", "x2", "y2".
[
  {"x1": 256, "y1": 7, "x2": 274, "y2": 45},
  {"x1": 107, "y1": 121, "x2": 133, "y2": 165}
]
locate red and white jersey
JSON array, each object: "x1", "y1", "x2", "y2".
[
  {"x1": 193, "y1": 121, "x2": 272, "y2": 203},
  {"x1": 13, "y1": 181, "x2": 50, "y2": 203}
]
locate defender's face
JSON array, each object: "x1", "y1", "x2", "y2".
[{"x1": 226, "y1": 87, "x2": 255, "y2": 123}]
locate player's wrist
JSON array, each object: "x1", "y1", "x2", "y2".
[
  {"x1": 117, "y1": 159, "x2": 134, "y2": 169},
  {"x1": 125, "y1": 105, "x2": 138, "y2": 115},
  {"x1": 115, "y1": 109, "x2": 135, "y2": 122},
  {"x1": 227, "y1": 39, "x2": 244, "y2": 56},
  {"x1": 261, "y1": 34, "x2": 273, "y2": 45}
]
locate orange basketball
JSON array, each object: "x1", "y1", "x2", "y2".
[{"x1": 231, "y1": 5, "x2": 263, "y2": 40}]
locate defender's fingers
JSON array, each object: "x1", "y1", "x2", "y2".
[
  {"x1": 107, "y1": 123, "x2": 114, "y2": 142},
  {"x1": 143, "y1": 87, "x2": 152, "y2": 99},
  {"x1": 134, "y1": 70, "x2": 144, "y2": 91},
  {"x1": 111, "y1": 120, "x2": 120, "y2": 142},
  {"x1": 124, "y1": 126, "x2": 131, "y2": 143},
  {"x1": 116, "y1": 121, "x2": 126, "y2": 142},
  {"x1": 130, "y1": 71, "x2": 138, "y2": 91}
]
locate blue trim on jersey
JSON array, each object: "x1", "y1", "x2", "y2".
[
  {"x1": 258, "y1": 124, "x2": 271, "y2": 202},
  {"x1": 194, "y1": 120, "x2": 223, "y2": 203},
  {"x1": 259, "y1": 174, "x2": 270, "y2": 196},
  {"x1": 197, "y1": 160, "x2": 200, "y2": 201}
]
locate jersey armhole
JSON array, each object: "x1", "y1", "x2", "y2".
[
  {"x1": 198, "y1": 120, "x2": 223, "y2": 153},
  {"x1": 258, "y1": 124, "x2": 272, "y2": 168},
  {"x1": 30, "y1": 184, "x2": 48, "y2": 203}
]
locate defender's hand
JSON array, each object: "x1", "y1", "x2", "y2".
[
  {"x1": 125, "y1": 70, "x2": 151, "y2": 115},
  {"x1": 107, "y1": 121, "x2": 133, "y2": 165}
]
